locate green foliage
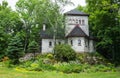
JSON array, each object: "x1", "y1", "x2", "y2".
[
  {"x1": 0, "y1": 1, "x2": 23, "y2": 61},
  {"x1": 7, "y1": 32, "x2": 25, "y2": 64},
  {"x1": 54, "y1": 44, "x2": 76, "y2": 62},
  {"x1": 15, "y1": 53, "x2": 118, "y2": 73},
  {"x1": 54, "y1": 62, "x2": 82, "y2": 73},
  {"x1": 47, "y1": 53, "x2": 54, "y2": 59},
  {"x1": 0, "y1": 1, "x2": 23, "y2": 34},
  {"x1": 2, "y1": 60, "x2": 14, "y2": 68},
  {"x1": 80, "y1": 0, "x2": 120, "y2": 64},
  {"x1": 54, "y1": 62, "x2": 116, "y2": 73},
  {"x1": 1, "y1": 67, "x2": 119, "y2": 78},
  {"x1": 76, "y1": 53, "x2": 110, "y2": 65},
  {"x1": 0, "y1": 27, "x2": 8, "y2": 60},
  {"x1": 28, "y1": 41, "x2": 39, "y2": 53}
]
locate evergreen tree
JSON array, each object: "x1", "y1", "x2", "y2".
[
  {"x1": 7, "y1": 32, "x2": 24, "y2": 64},
  {"x1": 28, "y1": 41, "x2": 39, "y2": 60}
]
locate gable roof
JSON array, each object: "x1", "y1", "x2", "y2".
[
  {"x1": 64, "y1": 9, "x2": 89, "y2": 16},
  {"x1": 66, "y1": 25, "x2": 88, "y2": 38}
]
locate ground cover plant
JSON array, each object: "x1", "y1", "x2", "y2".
[
  {"x1": 1, "y1": 52, "x2": 118, "y2": 74},
  {"x1": 0, "y1": 52, "x2": 120, "y2": 78},
  {"x1": 0, "y1": 66, "x2": 120, "y2": 78}
]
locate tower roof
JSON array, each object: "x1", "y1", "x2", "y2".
[
  {"x1": 66, "y1": 25, "x2": 88, "y2": 38},
  {"x1": 64, "y1": 9, "x2": 89, "y2": 16}
]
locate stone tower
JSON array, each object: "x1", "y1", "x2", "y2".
[{"x1": 64, "y1": 9, "x2": 89, "y2": 36}]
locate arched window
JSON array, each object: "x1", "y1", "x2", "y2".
[
  {"x1": 49, "y1": 41, "x2": 52, "y2": 47},
  {"x1": 82, "y1": 20, "x2": 85, "y2": 25},
  {"x1": 78, "y1": 39, "x2": 81, "y2": 46},
  {"x1": 79, "y1": 20, "x2": 81, "y2": 24},
  {"x1": 70, "y1": 40, "x2": 73, "y2": 46},
  {"x1": 76, "y1": 19, "x2": 78, "y2": 24}
]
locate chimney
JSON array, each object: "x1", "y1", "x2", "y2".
[{"x1": 43, "y1": 23, "x2": 46, "y2": 31}]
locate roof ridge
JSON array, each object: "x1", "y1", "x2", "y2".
[{"x1": 64, "y1": 9, "x2": 89, "y2": 16}]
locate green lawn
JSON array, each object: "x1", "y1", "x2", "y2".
[{"x1": 0, "y1": 67, "x2": 120, "y2": 78}]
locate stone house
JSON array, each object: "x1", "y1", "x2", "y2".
[{"x1": 40, "y1": 9, "x2": 95, "y2": 53}]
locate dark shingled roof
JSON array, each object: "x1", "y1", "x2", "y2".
[
  {"x1": 66, "y1": 25, "x2": 88, "y2": 38},
  {"x1": 40, "y1": 27, "x2": 65, "y2": 39},
  {"x1": 40, "y1": 30, "x2": 53, "y2": 39},
  {"x1": 64, "y1": 9, "x2": 89, "y2": 16}
]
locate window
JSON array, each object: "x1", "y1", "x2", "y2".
[
  {"x1": 49, "y1": 41, "x2": 52, "y2": 47},
  {"x1": 82, "y1": 20, "x2": 85, "y2": 25},
  {"x1": 85, "y1": 39, "x2": 87, "y2": 47},
  {"x1": 58, "y1": 41, "x2": 61, "y2": 45},
  {"x1": 70, "y1": 40, "x2": 73, "y2": 46},
  {"x1": 76, "y1": 19, "x2": 78, "y2": 24},
  {"x1": 79, "y1": 20, "x2": 81, "y2": 24},
  {"x1": 78, "y1": 39, "x2": 81, "y2": 46}
]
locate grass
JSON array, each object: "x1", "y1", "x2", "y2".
[{"x1": 0, "y1": 67, "x2": 120, "y2": 78}]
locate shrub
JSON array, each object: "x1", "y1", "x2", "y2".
[
  {"x1": 54, "y1": 44, "x2": 76, "y2": 62},
  {"x1": 76, "y1": 53, "x2": 111, "y2": 65},
  {"x1": 54, "y1": 62, "x2": 82, "y2": 73},
  {"x1": 47, "y1": 53, "x2": 54, "y2": 59},
  {"x1": 2, "y1": 60, "x2": 13, "y2": 68}
]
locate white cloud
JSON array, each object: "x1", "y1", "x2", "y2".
[
  {"x1": 64, "y1": 0, "x2": 86, "y2": 12},
  {"x1": 0, "y1": 0, "x2": 18, "y2": 10}
]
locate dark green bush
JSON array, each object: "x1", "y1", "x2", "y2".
[
  {"x1": 7, "y1": 33, "x2": 25, "y2": 64},
  {"x1": 54, "y1": 44, "x2": 76, "y2": 62}
]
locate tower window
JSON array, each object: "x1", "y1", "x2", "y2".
[
  {"x1": 78, "y1": 39, "x2": 81, "y2": 46},
  {"x1": 49, "y1": 41, "x2": 52, "y2": 47},
  {"x1": 76, "y1": 19, "x2": 78, "y2": 24},
  {"x1": 79, "y1": 20, "x2": 81, "y2": 24},
  {"x1": 82, "y1": 20, "x2": 85, "y2": 25},
  {"x1": 70, "y1": 40, "x2": 73, "y2": 46}
]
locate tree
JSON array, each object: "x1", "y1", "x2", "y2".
[
  {"x1": 28, "y1": 41, "x2": 39, "y2": 60},
  {"x1": 0, "y1": 1, "x2": 23, "y2": 60},
  {"x1": 0, "y1": 27, "x2": 8, "y2": 60},
  {"x1": 0, "y1": 1, "x2": 23, "y2": 34},
  {"x1": 16, "y1": 0, "x2": 73, "y2": 53},
  {"x1": 85, "y1": 0, "x2": 120, "y2": 64},
  {"x1": 7, "y1": 32, "x2": 24, "y2": 64}
]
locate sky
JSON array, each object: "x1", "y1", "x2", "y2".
[{"x1": 0, "y1": 0, "x2": 86, "y2": 12}]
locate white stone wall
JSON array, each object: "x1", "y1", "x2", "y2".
[
  {"x1": 65, "y1": 15, "x2": 89, "y2": 36},
  {"x1": 41, "y1": 38, "x2": 95, "y2": 53},
  {"x1": 68, "y1": 37, "x2": 87, "y2": 53},
  {"x1": 41, "y1": 39, "x2": 65, "y2": 53},
  {"x1": 89, "y1": 40, "x2": 95, "y2": 52}
]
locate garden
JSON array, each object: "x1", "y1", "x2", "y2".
[{"x1": 0, "y1": 44, "x2": 120, "y2": 78}]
